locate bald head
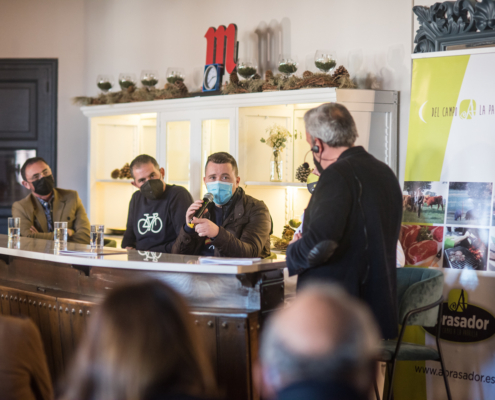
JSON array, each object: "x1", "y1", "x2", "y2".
[
  {"x1": 271, "y1": 289, "x2": 346, "y2": 357},
  {"x1": 258, "y1": 284, "x2": 379, "y2": 397}
]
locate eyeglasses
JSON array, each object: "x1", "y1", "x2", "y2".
[{"x1": 28, "y1": 168, "x2": 51, "y2": 182}]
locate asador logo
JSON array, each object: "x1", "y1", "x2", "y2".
[
  {"x1": 459, "y1": 99, "x2": 476, "y2": 120},
  {"x1": 424, "y1": 289, "x2": 495, "y2": 343}
]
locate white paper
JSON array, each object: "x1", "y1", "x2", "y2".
[{"x1": 199, "y1": 257, "x2": 261, "y2": 265}]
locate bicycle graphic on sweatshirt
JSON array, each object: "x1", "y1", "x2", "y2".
[{"x1": 137, "y1": 213, "x2": 163, "y2": 235}]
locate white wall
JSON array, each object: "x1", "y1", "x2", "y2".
[
  {"x1": 1, "y1": 0, "x2": 418, "y2": 209},
  {"x1": 0, "y1": 0, "x2": 88, "y2": 203}
]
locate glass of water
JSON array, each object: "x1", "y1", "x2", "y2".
[
  {"x1": 54, "y1": 221, "x2": 68, "y2": 244},
  {"x1": 8, "y1": 218, "x2": 20, "y2": 240},
  {"x1": 90, "y1": 225, "x2": 105, "y2": 249}
]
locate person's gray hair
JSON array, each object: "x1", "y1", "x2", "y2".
[
  {"x1": 304, "y1": 103, "x2": 358, "y2": 147},
  {"x1": 259, "y1": 283, "x2": 379, "y2": 390}
]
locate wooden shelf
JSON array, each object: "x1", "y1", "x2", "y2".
[{"x1": 244, "y1": 181, "x2": 306, "y2": 187}]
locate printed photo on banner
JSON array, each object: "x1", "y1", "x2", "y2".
[
  {"x1": 488, "y1": 229, "x2": 495, "y2": 272},
  {"x1": 402, "y1": 181, "x2": 447, "y2": 224},
  {"x1": 446, "y1": 182, "x2": 493, "y2": 226},
  {"x1": 443, "y1": 227, "x2": 488, "y2": 271},
  {"x1": 400, "y1": 224, "x2": 443, "y2": 267}
]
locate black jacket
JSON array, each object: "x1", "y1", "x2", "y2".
[
  {"x1": 286, "y1": 146, "x2": 402, "y2": 339},
  {"x1": 122, "y1": 184, "x2": 193, "y2": 253},
  {"x1": 172, "y1": 187, "x2": 271, "y2": 258}
]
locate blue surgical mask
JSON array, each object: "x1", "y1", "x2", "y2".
[{"x1": 206, "y1": 181, "x2": 233, "y2": 205}]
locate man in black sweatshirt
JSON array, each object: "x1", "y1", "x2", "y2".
[{"x1": 122, "y1": 154, "x2": 193, "y2": 253}]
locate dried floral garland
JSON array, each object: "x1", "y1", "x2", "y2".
[
  {"x1": 222, "y1": 65, "x2": 356, "y2": 95},
  {"x1": 73, "y1": 65, "x2": 356, "y2": 106},
  {"x1": 72, "y1": 82, "x2": 189, "y2": 106}
]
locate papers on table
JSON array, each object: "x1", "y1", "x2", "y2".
[{"x1": 199, "y1": 257, "x2": 261, "y2": 265}]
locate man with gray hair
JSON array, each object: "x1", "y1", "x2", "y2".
[
  {"x1": 256, "y1": 283, "x2": 380, "y2": 400},
  {"x1": 286, "y1": 103, "x2": 402, "y2": 340}
]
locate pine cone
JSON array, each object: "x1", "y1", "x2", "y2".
[
  {"x1": 175, "y1": 81, "x2": 188, "y2": 95},
  {"x1": 295, "y1": 162, "x2": 311, "y2": 183},
  {"x1": 265, "y1": 70, "x2": 273, "y2": 81},
  {"x1": 252, "y1": 73, "x2": 261, "y2": 80},
  {"x1": 120, "y1": 163, "x2": 132, "y2": 179},
  {"x1": 303, "y1": 70, "x2": 313, "y2": 78},
  {"x1": 230, "y1": 71, "x2": 239, "y2": 85},
  {"x1": 164, "y1": 83, "x2": 172, "y2": 90},
  {"x1": 331, "y1": 66, "x2": 350, "y2": 79},
  {"x1": 111, "y1": 169, "x2": 120, "y2": 179}
]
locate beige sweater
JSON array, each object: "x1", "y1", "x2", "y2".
[{"x1": 0, "y1": 315, "x2": 53, "y2": 400}]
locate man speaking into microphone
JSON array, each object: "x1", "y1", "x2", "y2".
[{"x1": 172, "y1": 152, "x2": 272, "y2": 258}]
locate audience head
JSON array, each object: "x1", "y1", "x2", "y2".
[
  {"x1": 61, "y1": 280, "x2": 216, "y2": 400},
  {"x1": 256, "y1": 283, "x2": 380, "y2": 399},
  {"x1": 21, "y1": 157, "x2": 55, "y2": 198},
  {"x1": 130, "y1": 154, "x2": 165, "y2": 200},
  {"x1": 304, "y1": 103, "x2": 358, "y2": 149},
  {"x1": 204, "y1": 152, "x2": 240, "y2": 205}
]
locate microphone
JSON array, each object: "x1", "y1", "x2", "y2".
[{"x1": 188, "y1": 193, "x2": 214, "y2": 227}]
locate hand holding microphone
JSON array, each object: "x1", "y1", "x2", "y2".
[{"x1": 186, "y1": 193, "x2": 214, "y2": 228}]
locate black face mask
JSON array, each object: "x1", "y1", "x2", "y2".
[
  {"x1": 140, "y1": 179, "x2": 164, "y2": 200},
  {"x1": 313, "y1": 153, "x2": 324, "y2": 175},
  {"x1": 32, "y1": 175, "x2": 55, "y2": 196}
]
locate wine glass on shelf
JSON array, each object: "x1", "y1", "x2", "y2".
[
  {"x1": 166, "y1": 68, "x2": 185, "y2": 84},
  {"x1": 118, "y1": 73, "x2": 137, "y2": 90},
  {"x1": 140, "y1": 70, "x2": 159, "y2": 88},
  {"x1": 314, "y1": 50, "x2": 337, "y2": 73},
  {"x1": 278, "y1": 54, "x2": 298, "y2": 78},
  {"x1": 96, "y1": 74, "x2": 113, "y2": 93},
  {"x1": 237, "y1": 59, "x2": 257, "y2": 80}
]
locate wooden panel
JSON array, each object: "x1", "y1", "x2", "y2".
[
  {"x1": 57, "y1": 298, "x2": 95, "y2": 372},
  {"x1": 217, "y1": 316, "x2": 251, "y2": 400},
  {"x1": 17, "y1": 291, "x2": 30, "y2": 316},
  {"x1": 8, "y1": 290, "x2": 20, "y2": 316},
  {"x1": 0, "y1": 83, "x2": 36, "y2": 139},
  {"x1": 192, "y1": 313, "x2": 218, "y2": 376},
  {"x1": 0, "y1": 286, "x2": 10, "y2": 315},
  {"x1": 47, "y1": 300, "x2": 64, "y2": 380}
]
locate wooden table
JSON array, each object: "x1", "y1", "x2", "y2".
[{"x1": 0, "y1": 235, "x2": 287, "y2": 400}]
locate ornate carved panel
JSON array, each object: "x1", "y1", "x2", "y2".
[{"x1": 414, "y1": 0, "x2": 495, "y2": 53}]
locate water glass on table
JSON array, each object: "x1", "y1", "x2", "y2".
[
  {"x1": 90, "y1": 225, "x2": 105, "y2": 249},
  {"x1": 54, "y1": 222, "x2": 68, "y2": 244},
  {"x1": 8, "y1": 218, "x2": 20, "y2": 241}
]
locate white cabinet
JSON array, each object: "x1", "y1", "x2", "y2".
[{"x1": 83, "y1": 88, "x2": 398, "y2": 238}]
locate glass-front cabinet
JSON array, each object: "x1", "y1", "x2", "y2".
[{"x1": 83, "y1": 88, "x2": 398, "y2": 244}]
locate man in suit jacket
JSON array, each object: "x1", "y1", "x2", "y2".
[
  {"x1": 12, "y1": 157, "x2": 90, "y2": 244},
  {"x1": 0, "y1": 315, "x2": 53, "y2": 400},
  {"x1": 256, "y1": 283, "x2": 380, "y2": 400},
  {"x1": 286, "y1": 103, "x2": 402, "y2": 340}
]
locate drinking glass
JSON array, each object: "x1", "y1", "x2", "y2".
[
  {"x1": 314, "y1": 50, "x2": 337, "y2": 73},
  {"x1": 8, "y1": 218, "x2": 20, "y2": 240},
  {"x1": 54, "y1": 222, "x2": 68, "y2": 244},
  {"x1": 237, "y1": 59, "x2": 257, "y2": 79},
  {"x1": 90, "y1": 225, "x2": 105, "y2": 249},
  {"x1": 140, "y1": 70, "x2": 159, "y2": 88},
  {"x1": 118, "y1": 73, "x2": 137, "y2": 90},
  {"x1": 166, "y1": 67, "x2": 185, "y2": 84},
  {"x1": 278, "y1": 54, "x2": 298, "y2": 78},
  {"x1": 96, "y1": 74, "x2": 113, "y2": 93}
]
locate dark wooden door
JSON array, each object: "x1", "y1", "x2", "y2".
[{"x1": 0, "y1": 59, "x2": 57, "y2": 234}]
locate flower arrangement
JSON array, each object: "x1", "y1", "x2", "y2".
[
  {"x1": 260, "y1": 124, "x2": 292, "y2": 151},
  {"x1": 260, "y1": 124, "x2": 292, "y2": 181}
]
